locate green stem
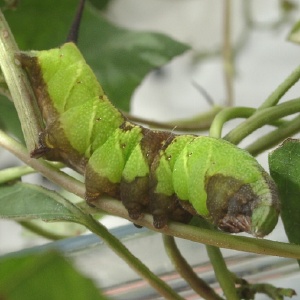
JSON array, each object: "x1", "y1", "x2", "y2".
[
  {"x1": 210, "y1": 64, "x2": 300, "y2": 141},
  {"x1": 1, "y1": 129, "x2": 300, "y2": 259},
  {"x1": 83, "y1": 216, "x2": 184, "y2": 300},
  {"x1": 0, "y1": 129, "x2": 86, "y2": 199},
  {"x1": 223, "y1": 0, "x2": 234, "y2": 106},
  {"x1": 0, "y1": 9, "x2": 43, "y2": 151},
  {"x1": 0, "y1": 165, "x2": 35, "y2": 184},
  {"x1": 210, "y1": 107, "x2": 255, "y2": 138},
  {"x1": 233, "y1": 274, "x2": 296, "y2": 299},
  {"x1": 162, "y1": 235, "x2": 224, "y2": 300},
  {"x1": 190, "y1": 219, "x2": 238, "y2": 300},
  {"x1": 246, "y1": 114, "x2": 300, "y2": 156},
  {"x1": 209, "y1": 106, "x2": 287, "y2": 139},
  {"x1": 164, "y1": 222, "x2": 300, "y2": 259},
  {"x1": 19, "y1": 221, "x2": 71, "y2": 240},
  {"x1": 124, "y1": 105, "x2": 223, "y2": 132},
  {"x1": 206, "y1": 246, "x2": 239, "y2": 300},
  {"x1": 258, "y1": 65, "x2": 300, "y2": 110},
  {"x1": 246, "y1": 283, "x2": 296, "y2": 299},
  {"x1": 225, "y1": 98, "x2": 300, "y2": 145}
]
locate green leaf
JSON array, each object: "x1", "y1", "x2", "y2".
[
  {"x1": 0, "y1": 182, "x2": 86, "y2": 224},
  {"x1": 0, "y1": 96, "x2": 24, "y2": 142},
  {"x1": 80, "y1": 19, "x2": 190, "y2": 111},
  {"x1": 3, "y1": 0, "x2": 190, "y2": 111},
  {"x1": 89, "y1": 0, "x2": 111, "y2": 11},
  {"x1": 0, "y1": 251, "x2": 108, "y2": 300},
  {"x1": 269, "y1": 138, "x2": 300, "y2": 248},
  {"x1": 288, "y1": 19, "x2": 300, "y2": 44}
]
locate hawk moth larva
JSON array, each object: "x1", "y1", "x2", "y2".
[{"x1": 18, "y1": 42, "x2": 280, "y2": 237}]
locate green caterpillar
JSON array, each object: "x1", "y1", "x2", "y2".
[{"x1": 18, "y1": 42, "x2": 280, "y2": 237}]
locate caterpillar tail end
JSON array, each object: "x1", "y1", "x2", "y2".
[
  {"x1": 206, "y1": 173, "x2": 280, "y2": 237},
  {"x1": 251, "y1": 205, "x2": 279, "y2": 238}
]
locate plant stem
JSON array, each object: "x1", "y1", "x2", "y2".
[
  {"x1": 83, "y1": 216, "x2": 185, "y2": 300},
  {"x1": 0, "y1": 9, "x2": 43, "y2": 151},
  {"x1": 210, "y1": 107, "x2": 255, "y2": 138},
  {"x1": 0, "y1": 129, "x2": 86, "y2": 199},
  {"x1": 206, "y1": 246, "x2": 239, "y2": 300},
  {"x1": 0, "y1": 165, "x2": 35, "y2": 184},
  {"x1": 124, "y1": 105, "x2": 223, "y2": 132},
  {"x1": 165, "y1": 222, "x2": 300, "y2": 259},
  {"x1": 162, "y1": 235, "x2": 224, "y2": 300},
  {"x1": 258, "y1": 65, "x2": 300, "y2": 110},
  {"x1": 225, "y1": 98, "x2": 300, "y2": 145},
  {"x1": 223, "y1": 0, "x2": 234, "y2": 106},
  {"x1": 209, "y1": 106, "x2": 287, "y2": 139},
  {"x1": 1, "y1": 129, "x2": 300, "y2": 259},
  {"x1": 19, "y1": 221, "x2": 71, "y2": 240},
  {"x1": 246, "y1": 114, "x2": 300, "y2": 156},
  {"x1": 245, "y1": 283, "x2": 296, "y2": 299}
]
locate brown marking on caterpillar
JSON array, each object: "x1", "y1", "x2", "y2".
[
  {"x1": 18, "y1": 53, "x2": 89, "y2": 174},
  {"x1": 206, "y1": 174, "x2": 257, "y2": 234},
  {"x1": 119, "y1": 128, "x2": 178, "y2": 223},
  {"x1": 17, "y1": 54, "x2": 57, "y2": 123}
]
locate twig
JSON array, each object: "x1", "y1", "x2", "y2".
[{"x1": 0, "y1": 9, "x2": 43, "y2": 151}]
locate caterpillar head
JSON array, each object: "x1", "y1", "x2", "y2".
[{"x1": 206, "y1": 173, "x2": 280, "y2": 237}]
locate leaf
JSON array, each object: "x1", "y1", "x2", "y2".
[
  {"x1": 0, "y1": 96, "x2": 24, "y2": 142},
  {"x1": 269, "y1": 138, "x2": 300, "y2": 247},
  {"x1": 288, "y1": 19, "x2": 300, "y2": 44},
  {"x1": 80, "y1": 19, "x2": 190, "y2": 111},
  {"x1": 0, "y1": 182, "x2": 86, "y2": 224},
  {"x1": 89, "y1": 0, "x2": 111, "y2": 11},
  {"x1": 0, "y1": 251, "x2": 108, "y2": 300},
  {"x1": 3, "y1": 0, "x2": 190, "y2": 111}
]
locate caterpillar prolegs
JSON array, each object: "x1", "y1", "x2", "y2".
[{"x1": 19, "y1": 42, "x2": 280, "y2": 237}]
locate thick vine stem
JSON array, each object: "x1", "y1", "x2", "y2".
[
  {"x1": 224, "y1": 98, "x2": 300, "y2": 145},
  {"x1": 206, "y1": 246, "x2": 239, "y2": 300},
  {"x1": 1, "y1": 129, "x2": 300, "y2": 259},
  {"x1": 0, "y1": 165, "x2": 35, "y2": 184},
  {"x1": 0, "y1": 129, "x2": 86, "y2": 199},
  {"x1": 210, "y1": 62, "x2": 300, "y2": 142},
  {"x1": 162, "y1": 235, "x2": 224, "y2": 300},
  {"x1": 82, "y1": 216, "x2": 184, "y2": 300},
  {"x1": 209, "y1": 107, "x2": 255, "y2": 138},
  {"x1": 124, "y1": 105, "x2": 223, "y2": 132},
  {"x1": 209, "y1": 106, "x2": 287, "y2": 139},
  {"x1": 0, "y1": 9, "x2": 43, "y2": 151},
  {"x1": 246, "y1": 114, "x2": 300, "y2": 156}
]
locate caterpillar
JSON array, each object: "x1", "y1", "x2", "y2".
[{"x1": 18, "y1": 42, "x2": 280, "y2": 237}]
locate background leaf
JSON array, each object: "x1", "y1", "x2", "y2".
[
  {"x1": 2, "y1": 0, "x2": 190, "y2": 111},
  {"x1": 0, "y1": 182, "x2": 86, "y2": 224},
  {"x1": 89, "y1": 0, "x2": 111, "y2": 11},
  {"x1": 0, "y1": 96, "x2": 24, "y2": 142},
  {"x1": 0, "y1": 251, "x2": 108, "y2": 300},
  {"x1": 269, "y1": 138, "x2": 300, "y2": 250}
]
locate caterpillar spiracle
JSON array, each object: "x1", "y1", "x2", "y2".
[{"x1": 18, "y1": 42, "x2": 280, "y2": 237}]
